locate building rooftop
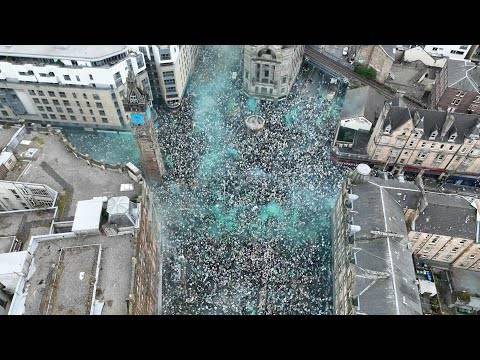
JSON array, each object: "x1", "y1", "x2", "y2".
[
  {"x1": 0, "y1": 208, "x2": 55, "y2": 244},
  {"x1": 19, "y1": 231, "x2": 135, "y2": 315},
  {"x1": 380, "y1": 45, "x2": 396, "y2": 60},
  {"x1": 12, "y1": 131, "x2": 140, "y2": 218},
  {"x1": 0, "y1": 127, "x2": 17, "y2": 151},
  {"x1": 447, "y1": 59, "x2": 480, "y2": 93},
  {"x1": 349, "y1": 175, "x2": 423, "y2": 315},
  {"x1": 415, "y1": 193, "x2": 477, "y2": 240},
  {"x1": 384, "y1": 106, "x2": 480, "y2": 144},
  {"x1": 340, "y1": 86, "x2": 386, "y2": 125},
  {"x1": 0, "y1": 45, "x2": 128, "y2": 62}
]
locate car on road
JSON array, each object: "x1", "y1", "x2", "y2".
[{"x1": 342, "y1": 46, "x2": 349, "y2": 56}]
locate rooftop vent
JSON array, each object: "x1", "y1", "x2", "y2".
[{"x1": 350, "y1": 163, "x2": 371, "y2": 184}]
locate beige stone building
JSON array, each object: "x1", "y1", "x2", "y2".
[
  {"x1": 0, "y1": 45, "x2": 149, "y2": 130},
  {"x1": 366, "y1": 102, "x2": 480, "y2": 175},
  {"x1": 356, "y1": 45, "x2": 395, "y2": 83},
  {"x1": 243, "y1": 45, "x2": 304, "y2": 101}
]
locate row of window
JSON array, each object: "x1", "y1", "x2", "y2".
[
  {"x1": 28, "y1": 89, "x2": 101, "y2": 100},
  {"x1": 36, "y1": 104, "x2": 106, "y2": 116},
  {"x1": 39, "y1": 112, "x2": 108, "y2": 123},
  {"x1": 32, "y1": 97, "x2": 103, "y2": 109}
]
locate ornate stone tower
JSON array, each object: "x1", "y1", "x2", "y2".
[
  {"x1": 123, "y1": 70, "x2": 165, "y2": 183},
  {"x1": 243, "y1": 45, "x2": 304, "y2": 101}
]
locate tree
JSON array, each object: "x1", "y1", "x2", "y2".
[{"x1": 354, "y1": 64, "x2": 377, "y2": 80}]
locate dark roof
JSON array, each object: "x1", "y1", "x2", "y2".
[
  {"x1": 383, "y1": 106, "x2": 411, "y2": 131},
  {"x1": 415, "y1": 193, "x2": 477, "y2": 240},
  {"x1": 340, "y1": 86, "x2": 387, "y2": 125},
  {"x1": 383, "y1": 106, "x2": 480, "y2": 144},
  {"x1": 349, "y1": 177, "x2": 422, "y2": 315}
]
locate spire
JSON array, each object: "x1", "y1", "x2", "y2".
[{"x1": 123, "y1": 69, "x2": 148, "y2": 113}]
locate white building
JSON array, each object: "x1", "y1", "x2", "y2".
[
  {"x1": 424, "y1": 45, "x2": 472, "y2": 60},
  {"x1": 0, "y1": 180, "x2": 57, "y2": 211},
  {"x1": 243, "y1": 45, "x2": 304, "y2": 101},
  {"x1": 133, "y1": 45, "x2": 199, "y2": 108},
  {"x1": 0, "y1": 45, "x2": 149, "y2": 130}
]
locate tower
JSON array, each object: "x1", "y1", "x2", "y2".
[{"x1": 123, "y1": 70, "x2": 165, "y2": 183}]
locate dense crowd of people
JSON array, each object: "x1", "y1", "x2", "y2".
[{"x1": 153, "y1": 45, "x2": 350, "y2": 314}]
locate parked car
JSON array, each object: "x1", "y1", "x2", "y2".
[{"x1": 342, "y1": 46, "x2": 349, "y2": 56}]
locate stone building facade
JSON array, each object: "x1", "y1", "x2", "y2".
[
  {"x1": 0, "y1": 180, "x2": 57, "y2": 211},
  {"x1": 366, "y1": 102, "x2": 480, "y2": 175},
  {"x1": 134, "y1": 45, "x2": 199, "y2": 108},
  {"x1": 356, "y1": 45, "x2": 395, "y2": 83},
  {"x1": 243, "y1": 45, "x2": 304, "y2": 101},
  {"x1": 0, "y1": 45, "x2": 149, "y2": 130}
]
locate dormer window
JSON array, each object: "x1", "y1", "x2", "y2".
[
  {"x1": 384, "y1": 124, "x2": 391, "y2": 134},
  {"x1": 429, "y1": 130, "x2": 438, "y2": 140},
  {"x1": 449, "y1": 133, "x2": 457, "y2": 142}
]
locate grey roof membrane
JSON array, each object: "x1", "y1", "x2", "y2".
[{"x1": 350, "y1": 177, "x2": 423, "y2": 314}]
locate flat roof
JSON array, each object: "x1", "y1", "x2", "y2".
[
  {"x1": 45, "y1": 245, "x2": 101, "y2": 315},
  {"x1": 0, "y1": 45, "x2": 128, "y2": 62},
  {"x1": 22, "y1": 232, "x2": 134, "y2": 315},
  {"x1": 0, "y1": 250, "x2": 29, "y2": 276},
  {"x1": 0, "y1": 208, "x2": 56, "y2": 243},
  {"x1": 15, "y1": 131, "x2": 140, "y2": 218},
  {"x1": 72, "y1": 199, "x2": 103, "y2": 233}
]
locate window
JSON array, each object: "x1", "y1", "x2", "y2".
[
  {"x1": 95, "y1": 102, "x2": 103, "y2": 108},
  {"x1": 86, "y1": 101, "x2": 91, "y2": 107},
  {"x1": 66, "y1": 108, "x2": 73, "y2": 113},
  {"x1": 33, "y1": 98, "x2": 40, "y2": 104},
  {"x1": 46, "y1": 106, "x2": 52, "y2": 112},
  {"x1": 63, "y1": 100, "x2": 70, "y2": 106},
  {"x1": 28, "y1": 90, "x2": 36, "y2": 95},
  {"x1": 41, "y1": 113, "x2": 48, "y2": 119},
  {"x1": 165, "y1": 86, "x2": 176, "y2": 93},
  {"x1": 89, "y1": 109, "x2": 94, "y2": 115},
  {"x1": 59, "y1": 92, "x2": 66, "y2": 98},
  {"x1": 79, "y1": 109, "x2": 83, "y2": 114},
  {"x1": 89, "y1": 74, "x2": 93, "y2": 80},
  {"x1": 52, "y1": 99, "x2": 59, "y2": 105},
  {"x1": 49, "y1": 114, "x2": 56, "y2": 119},
  {"x1": 101, "y1": 117, "x2": 108, "y2": 123},
  {"x1": 76, "y1": 101, "x2": 80, "y2": 106},
  {"x1": 93, "y1": 94, "x2": 100, "y2": 100},
  {"x1": 163, "y1": 71, "x2": 174, "y2": 77},
  {"x1": 37, "y1": 106, "x2": 44, "y2": 111},
  {"x1": 56, "y1": 107, "x2": 63, "y2": 113},
  {"x1": 70, "y1": 115, "x2": 76, "y2": 121},
  {"x1": 92, "y1": 116, "x2": 96, "y2": 122},
  {"x1": 38, "y1": 90, "x2": 44, "y2": 96},
  {"x1": 460, "y1": 45, "x2": 468, "y2": 50},
  {"x1": 72, "y1": 93, "x2": 77, "y2": 99},
  {"x1": 449, "y1": 145, "x2": 454, "y2": 150},
  {"x1": 41, "y1": 98, "x2": 49, "y2": 104},
  {"x1": 64, "y1": 75, "x2": 71, "y2": 81},
  {"x1": 60, "y1": 115, "x2": 66, "y2": 120},
  {"x1": 164, "y1": 78, "x2": 176, "y2": 85},
  {"x1": 83, "y1": 116, "x2": 87, "y2": 122},
  {"x1": 1, "y1": 110, "x2": 9, "y2": 116},
  {"x1": 48, "y1": 91, "x2": 55, "y2": 97},
  {"x1": 432, "y1": 47, "x2": 438, "y2": 51},
  {"x1": 83, "y1": 93, "x2": 88, "y2": 99},
  {"x1": 456, "y1": 91, "x2": 465, "y2": 97},
  {"x1": 451, "y1": 98, "x2": 461, "y2": 105},
  {"x1": 99, "y1": 110, "x2": 105, "y2": 116},
  {"x1": 76, "y1": 75, "x2": 80, "y2": 82},
  {"x1": 474, "y1": 96, "x2": 480, "y2": 104}
]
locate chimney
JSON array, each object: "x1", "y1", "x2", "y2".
[{"x1": 350, "y1": 163, "x2": 371, "y2": 184}]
